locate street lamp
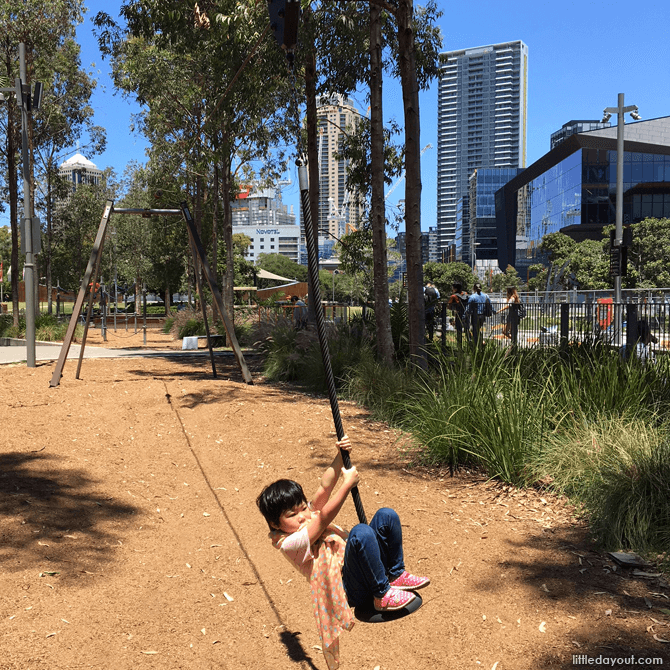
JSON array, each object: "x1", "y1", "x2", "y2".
[
  {"x1": 1, "y1": 43, "x2": 44, "y2": 368},
  {"x1": 601, "y1": 93, "x2": 640, "y2": 305}
]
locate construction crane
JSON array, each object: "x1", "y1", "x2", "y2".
[{"x1": 384, "y1": 143, "x2": 433, "y2": 201}]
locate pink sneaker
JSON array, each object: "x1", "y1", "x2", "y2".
[
  {"x1": 374, "y1": 587, "x2": 416, "y2": 612},
  {"x1": 389, "y1": 571, "x2": 431, "y2": 591}
]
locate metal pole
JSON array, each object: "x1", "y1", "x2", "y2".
[
  {"x1": 615, "y1": 92, "x2": 624, "y2": 306},
  {"x1": 101, "y1": 281, "x2": 107, "y2": 342},
  {"x1": 143, "y1": 284, "x2": 147, "y2": 345},
  {"x1": 19, "y1": 44, "x2": 35, "y2": 367}
]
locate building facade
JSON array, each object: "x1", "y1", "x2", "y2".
[
  {"x1": 231, "y1": 186, "x2": 299, "y2": 263},
  {"x1": 437, "y1": 40, "x2": 528, "y2": 253},
  {"x1": 496, "y1": 116, "x2": 670, "y2": 274},
  {"x1": 467, "y1": 167, "x2": 524, "y2": 273},
  {"x1": 315, "y1": 94, "x2": 365, "y2": 241},
  {"x1": 57, "y1": 153, "x2": 103, "y2": 209},
  {"x1": 550, "y1": 120, "x2": 610, "y2": 150}
]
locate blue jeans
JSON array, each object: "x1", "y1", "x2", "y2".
[{"x1": 341, "y1": 508, "x2": 405, "y2": 608}]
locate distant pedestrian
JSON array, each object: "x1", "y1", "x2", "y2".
[
  {"x1": 497, "y1": 286, "x2": 520, "y2": 339},
  {"x1": 291, "y1": 295, "x2": 307, "y2": 330},
  {"x1": 424, "y1": 282, "x2": 441, "y2": 341},
  {"x1": 465, "y1": 283, "x2": 494, "y2": 342},
  {"x1": 634, "y1": 319, "x2": 658, "y2": 364},
  {"x1": 447, "y1": 282, "x2": 469, "y2": 345}
]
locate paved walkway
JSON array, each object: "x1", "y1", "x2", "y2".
[{"x1": 0, "y1": 339, "x2": 212, "y2": 365}]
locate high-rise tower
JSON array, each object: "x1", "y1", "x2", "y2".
[
  {"x1": 315, "y1": 94, "x2": 364, "y2": 240},
  {"x1": 57, "y1": 152, "x2": 103, "y2": 210},
  {"x1": 437, "y1": 40, "x2": 528, "y2": 253}
]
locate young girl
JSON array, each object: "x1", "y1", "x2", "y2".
[{"x1": 256, "y1": 436, "x2": 430, "y2": 669}]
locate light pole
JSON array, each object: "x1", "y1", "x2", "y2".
[
  {"x1": 1, "y1": 43, "x2": 44, "y2": 367},
  {"x1": 602, "y1": 93, "x2": 640, "y2": 304}
]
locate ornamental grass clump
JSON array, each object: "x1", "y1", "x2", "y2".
[
  {"x1": 400, "y1": 344, "x2": 547, "y2": 484},
  {"x1": 530, "y1": 415, "x2": 670, "y2": 553},
  {"x1": 342, "y1": 353, "x2": 416, "y2": 426}
]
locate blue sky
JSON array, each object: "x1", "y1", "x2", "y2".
[{"x1": 7, "y1": 0, "x2": 670, "y2": 232}]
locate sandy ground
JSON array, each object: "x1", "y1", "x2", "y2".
[{"x1": 0, "y1": 326, "x2": 669, "y2": 670}]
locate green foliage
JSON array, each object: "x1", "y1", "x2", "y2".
[
  {"x1": 170, "y1": 307, "x2": 207, "y2": 339},
  {"x1": 531, "y1": 416, "x2": 670, "y2": 553},
  {"x1": 252, "y1": 315, "x2": 373, "y2": 393},
  {"x1": 0, "y1": 313, "x2": 16, "y2": 337},
  {"x1": 628, "y1": 217, "x2": 670, "y2": 287},
  {"x1": 389, "y1": 299, "x2": 409, "y2": 360},
  {"x1": 490, "y1": 265, "x2": 522, "y2": 294},
  {"x1": 334, "y1": 116, "x2": 404, "y2": 219},
  {"x1": 539, "y1": 232, "x2": 576, "y2": 265},
  {"x1": 256, "y1": 253, "x2": 307, "y2": 284},
  {"x1": 342, "y1": 355, "x2": 416, "y2": 426},
  {"x1": 52, "y1": 169, "x2": 121, "y2": 290},
  {"x1": 396, "y1": 345, "x2": 548, "y2": 483},
  {"x1": 423, "y1": 261, "x2": 477, "y2": 297}
]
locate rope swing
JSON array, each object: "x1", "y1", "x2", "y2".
[{"x1": 267, "y1": 0, "x2": 366, "y2": 524}]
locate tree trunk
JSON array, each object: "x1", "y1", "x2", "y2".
[
  {"x1": 212, "y1": 161, "x2": 219, "y2": 322},
  {"x1": 396, "y1": 0, "x2": 425, "y2": 368},
  {"x1": 46, "y1": 162, "x2": 53, "y2": 314},
  {"x1": 304, "y1": 24, "x2": 320, "y2": 326},
  {"x1": 369, "y1": 1, "x2": 394, "y2": 365},
  {"x1": 221, "y1": 156, "x2": 235, "y2": 325}
]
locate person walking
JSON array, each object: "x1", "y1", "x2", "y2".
[
  {"x1": 497, "y1": 286, "x2": 520, "y2": 340},
  {"x1": 447, "y1": 282, "x2": 469, "y2": 346},
  {"x1": 423, "y1": 282, "x2": 440, "y2": 342},
  {"x1": 465, "y1": 282, "x2": 493, "y2": 343},
  {"x1": 291, "y1": 295, "x2": 307, "y2": 329}
]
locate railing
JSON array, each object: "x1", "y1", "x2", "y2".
[{"x1": 435, "y1": 299, "x2": 670, "y2": 353}]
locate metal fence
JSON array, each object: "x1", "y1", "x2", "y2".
[{"x1": 435, "y1": 297, "x2": 670, "y2": 353}]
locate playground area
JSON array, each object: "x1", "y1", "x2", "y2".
[{"x1": 1, "y1": 344, "x2": 669, "y2": 669}]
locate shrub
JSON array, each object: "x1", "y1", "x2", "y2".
[
  {"x1": 170, "y1": 306, "x2": 208, "y2": 339},
  {"x1": 342, "y1": 353, "x2": 415, "y2": 426},
  {"x1": 531, "y1": 415, "x2": 670, "y2": 553},
  {"x1": 0, "y1": 314, "x2": 14, "y2": 337}
]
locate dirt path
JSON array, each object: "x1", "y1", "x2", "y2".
[{"x1": 1, "y1": 331, "x2": 669, "y2": 669}]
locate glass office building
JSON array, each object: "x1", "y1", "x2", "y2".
[
  {"x1": 470, "y1": 168, "x2": 524, "y2": 260},
  {"x1": 495, "y1": 117, "x2": 670, "y2": 271},
  {"x1": 550, "y1": 120, "x2": 610, "y2": 150}
]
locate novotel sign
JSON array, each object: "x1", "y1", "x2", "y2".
[{"x1": 256, "y1": 229, "x2": 281, "y2": 235}]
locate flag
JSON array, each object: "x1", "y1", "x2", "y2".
[{"x1": 0, "y1": 262, "x2": 3, "y2": 282}]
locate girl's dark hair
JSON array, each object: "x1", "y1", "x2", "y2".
[
  {"x1": 256, "y1": 479, "x2": 307, "y2": 530},
  {"x1": 452, "y1": 283, "x2": 462, "y2": 292}
]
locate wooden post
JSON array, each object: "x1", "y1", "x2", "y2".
[
  {"x1": 180, "y1": 202, "x2": 253, "y2": 385},
  {"x1": 50, "y1": 201, "x2": 113, "y2": 387}
]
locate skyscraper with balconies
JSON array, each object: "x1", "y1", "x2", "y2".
[
  {"x1": 315, "y1": 94, "x2": 364, "y2": 240},
  {"x1": 437, "y1": 40, "x2": 528, "y2": 254}
]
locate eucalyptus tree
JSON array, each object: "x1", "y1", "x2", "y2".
[
  {"x1": 380, "y1": 0, "x2": 443, "y2": 367},
  {"x1": 0, "y1": 0, "x2": 85, "y2": 323},
  {"x1": 32, "y1": 38, "x2": 106, "y2": 313},
  {"x1": 95, "y1": 1, "x2": 294, "y2": 321},
  {"x1": 51, "y1": 167, "x2": 120, "y2": 290},
  {"x1": 313, "y1": 0, "x2": 443, "y2": 365}
]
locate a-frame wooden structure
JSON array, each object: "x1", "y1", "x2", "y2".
[{"x1": 49, "y1": 200, "x2": 253, "y2": 387}]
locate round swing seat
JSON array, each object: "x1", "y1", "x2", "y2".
[{"x1": 353, "y1": 592, "x2": 423, "y2": 624}]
